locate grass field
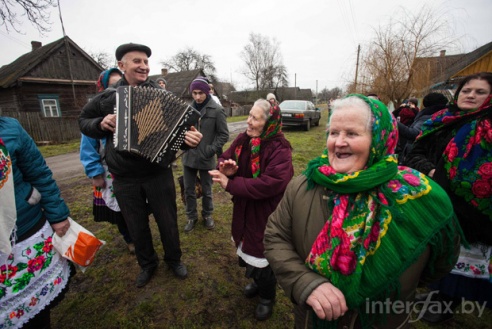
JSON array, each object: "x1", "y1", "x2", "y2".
[{"x1": 44, "y1": 106, "x2": 491, "y2": 328}]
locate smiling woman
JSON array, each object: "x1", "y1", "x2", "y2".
[
  {"x1": 264, "y1": 94, "x2": 461, "y2": 328},
  {"x1": 327, "y1": 97, "x2": 372, "y2": 173}
]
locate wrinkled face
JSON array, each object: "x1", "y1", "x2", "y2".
[
  {"x1": 327, "y1": 107, "x2": 372, "y2": 173},
  {"x1": 192, "y1": 90, "x2": 207, "y2": 104},
  {"x1": 158, "y1": 80, "x2": 166, "y2": 89},
  {"x1": 118, "y1": 51, "x2": 149, "y2": 86},
  {"x1": 457, "y1": 79, "x2": 491, "y2": 111},
  {"x1": 108, "y1": 72, "x2": 122, "y2": 86},
  {"x1": 246, "y1": 105, "x2": 267, "y2": 137},
  {"x1": 268, "y1": 98, "x2": 275, "y2": 105}
]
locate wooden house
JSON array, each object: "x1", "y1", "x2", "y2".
[
  {"x1": 411, "y1": 41, "x2": 492, "y2": 96},
  {"x1": 230, "y1": 87, "x2": 313, "y2": 105},
  {"x1": 149, "y1": 68, "x2": 206, "y2": 104},
  {"x1": 0, "y1": 36, "x2": 103, "y2": 142}
]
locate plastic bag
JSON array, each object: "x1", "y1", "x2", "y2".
[{"x1": 52, "y1": 217, "x2": 105, "y2": 272}]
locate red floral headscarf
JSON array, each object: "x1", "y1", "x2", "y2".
[{"x1": 235, "y1": 103, "x2": 282, "y2": 178}]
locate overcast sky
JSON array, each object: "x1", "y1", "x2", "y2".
[{"x1": 1, "y1": 0, "x2": 491, "y2": 92}]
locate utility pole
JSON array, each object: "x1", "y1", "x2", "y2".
[
  {"x1": 315, "y1": 80, "x2": 318, "y2": 106},
  {"x1": 294, "y1": 73, "x2": 297, "y2": 100},
  {"x1": 354, "y1": 44, "x2": 360, "y2": 93}
]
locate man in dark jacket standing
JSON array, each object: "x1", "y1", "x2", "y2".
[
  {"x1": 79, "y1": 43, "x2": 202, "y2": 288},
  {"x1": 183, "y1": 77, "x2": 229, "y2": 232}
]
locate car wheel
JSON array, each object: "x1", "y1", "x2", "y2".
[
  {"x1": 304, "y1": 120, "x2": 311, "y2": 131},
  {"x1": 314, "y1": 118, "x2": 320, "y2": 126}
]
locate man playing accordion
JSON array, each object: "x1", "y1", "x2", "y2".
[{"x1": 79, "y1": 43, "x2": 202, "y2": 288}]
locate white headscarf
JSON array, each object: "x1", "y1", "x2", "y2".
[{"x1": 0, "y1": 141, "x2": 16, "y2": 265}]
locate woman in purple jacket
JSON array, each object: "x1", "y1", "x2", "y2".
[{"x1": 209, "y1": 98, "x2": 294, "y2": 321}]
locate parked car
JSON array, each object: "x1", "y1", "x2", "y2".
[{"x1": 279, "y1": 100, "x2": 321, "y2": 131}]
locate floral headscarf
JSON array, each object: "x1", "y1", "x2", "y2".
[
  {"x1": 418, "y1": 94, "x2": 492, "y2": 219},
  {"x1": 235, "y1": 103, "x2": 282, "y2": 178},
  {"x1": 96, "y1": 68, "x2": 122, "y2": 93},
  {"x1": 303, "y1": 94, "x2": 459, "y2": 327},
  {"x1": 0, "y1": 138, "x2": 16, "y2": 264}
]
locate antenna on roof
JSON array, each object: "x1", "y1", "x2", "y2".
[{"x1": 57, "y1": 0, "x2": 76, "y2": 104}]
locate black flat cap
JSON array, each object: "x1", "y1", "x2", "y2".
[{"x1": 115, "y1": 43, "x2": 152, "y2": 61}]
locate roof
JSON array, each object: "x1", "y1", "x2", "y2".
[
  {"x1": 441, "y1": 41, "x2": 492, "y2": 81},
  {"x1": 229, "y1": 87, "x2": 313, "y2": 104},
  {"x1": 413, "y1": 41, "x2": 492, "y2": 90},
  {"x1": 149, "y1": 69, "x2": 205, "y2": 98},
  {"x1": 0, "y1": 35, "x2": 103, "y2": 88}
]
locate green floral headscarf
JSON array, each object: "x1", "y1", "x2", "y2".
[{"x1": 303, "y1": 94, "x2": 460, "y2": 328}]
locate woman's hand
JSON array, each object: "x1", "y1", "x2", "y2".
[
  {"x1": 184, "y1": 126, "x2": 203, "y2": 148},
  {"x1": 218, "y1": 159, "x2": 238, "y2": 176},
  {"x1": 306, "y1": 282, "x2": 348, "y2": 321},
  {"x1": 51, "y1": 219, "x2": 70, "y2": 237},
  {"x1": 209, "y1": 169, "x2": 229, "y2": 189},
  {"x1": 92, "y1": 175, "x2": 105, "y2": 188}
]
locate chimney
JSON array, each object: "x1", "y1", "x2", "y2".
[
  {"x1": 161, "y1": 68, "x2": 168, "y2": 76},
  {"x1": 440, "y1": 50, "x2": 446, "y2": 57},
  {"x1": 31, "y1": 41, "x2": 42, "y2": 51}
]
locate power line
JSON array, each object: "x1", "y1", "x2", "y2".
[{"x1": 0, "y1": 30, "x2": 31, "y2": 48}]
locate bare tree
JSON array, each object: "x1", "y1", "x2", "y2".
[
  {"x1": 88, "y1": 50, "x2": 114, "y2": 70},
  {"x1": 357, "y1": 4, "x2": 456, "y2": 105},
  {"x1": 241, "y1": 32, "x2": 288, "y2": 91},
  {"x1": 318, "y1": 87, "x2": 343, "y2": 103},
  {"x1": 1, "y1": 0, "x2": 56, "y2": 34},
  {"x1": 160, "y1": 47, "x2": 216, "y2": 77}
]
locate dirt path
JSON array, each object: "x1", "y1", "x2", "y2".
[{"x1": 45, "y1": 121, "x2": 247, "y2": 182}]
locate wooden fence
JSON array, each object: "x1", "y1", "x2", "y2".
[{"x1": 3, "y1": 111, "x2": 80, "y2": 143}]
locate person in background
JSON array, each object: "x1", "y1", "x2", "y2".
[
  {"x1": 404, "y1": 72, "x2": 492, "y2": 324},
  {"x1": 266, "y1": 93, "x2": 279, "y2": 109},
  {"x1": 264, "y1": 94, "x2": 460, "y2": 328},
  {"x1": 79, "y1": 43, "x2": 203, "y2": 288},
  {"x1": 366, "y1": 93, "x2": 380, "y2": 100},
  {"x1": 0, "y1": 117, "x2": 73, "y2": 329},
  {"x1": 80, "y1": 68, "x2": 134, "y2": 254},
  {"x1": 209, "y1": 99, "x2": 293, "y2": 321},
  {"x1": 156, "y1": 77, "x2": 167, "y2": 90},
  {"x1": 393, "y1": 97, "x2": 419, "y2": 126},
  {"x1": 209, "y1": 83, "x2": 222, "y2": 106},
  {"x1": 183, "y1": 76, "x2": 229, "y2": 232},
  {"x1": 397, "y1": 92, "x2": 448, "y2": 164}
]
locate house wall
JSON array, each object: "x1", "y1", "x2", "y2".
[
  {"x1": 0, "y1": 89, "x2": 20, "y2": 112},
  {"x1": 453, "y1": 52, "x2": 492, "y2": 78},
  {"x1": 7, "y1": 83, "x2": 95, "y2": 117}
]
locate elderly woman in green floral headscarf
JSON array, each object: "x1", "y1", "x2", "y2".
[{"x1": 264, "y1": 94, "x2": 461, "y2": 329}]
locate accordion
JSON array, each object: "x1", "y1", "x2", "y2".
[{"x1": 114, "y1": 86, "x2": 200, "y2": 166}]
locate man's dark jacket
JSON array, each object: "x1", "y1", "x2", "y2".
[{"x1": 79, "y1": 77, "x2": 188, "y2": 178}]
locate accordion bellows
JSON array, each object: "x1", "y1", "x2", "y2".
[{"x1": 114, "y1": 86, "x2": 200, "y2": 166}]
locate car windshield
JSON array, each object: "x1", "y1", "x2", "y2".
[{"x1": 280, "y1": 101, "x2": 306, "y2": 110}]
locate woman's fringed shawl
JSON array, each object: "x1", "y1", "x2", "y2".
[
  {"x1": 0, "y1": 138, "x2": 16, "y2": 265},
  {"x1": 418, "y1": 95, "x2": 492, "y2": 220},
  {"x1": 303, "y1": 94, "x2": 460, "y2": 329}
]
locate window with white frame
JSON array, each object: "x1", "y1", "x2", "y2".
[{"x1": 38, "y1": 95, "x2": 61, "y2": 117}]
